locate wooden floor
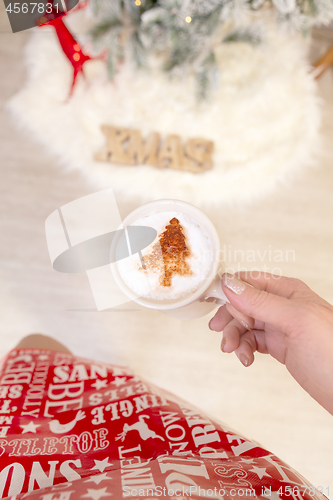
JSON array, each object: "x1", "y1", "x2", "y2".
[{"x1": 1, "y1": 6, "x2": 333, "y2": 495}]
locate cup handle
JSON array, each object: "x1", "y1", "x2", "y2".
[{"x1": 201, "y1": 275, "x2": 229, "y2": 305}]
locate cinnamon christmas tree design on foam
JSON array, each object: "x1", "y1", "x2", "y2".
[{"x1": 142, "y1": 218, "x2": 192, "y2": 287}]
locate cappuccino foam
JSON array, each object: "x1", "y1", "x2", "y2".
[{"x1": 116, "y1": 211, "x2": 212, "y2": 301}]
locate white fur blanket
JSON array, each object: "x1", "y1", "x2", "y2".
[{"x1": 8, "y1": 11, "x2": 321, "y2": 207}]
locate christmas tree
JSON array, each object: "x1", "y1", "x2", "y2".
[{"x1": 88, "y1": 0, "x2": 333, "y2": 98}]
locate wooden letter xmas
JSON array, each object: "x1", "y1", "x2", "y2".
[{"x1": 95, "y1": 125, "x2": 214, "y2": 173}]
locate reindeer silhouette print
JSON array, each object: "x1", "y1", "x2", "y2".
[{"x1": 116, "y1": 415, "x2": 165, "y2": 442}]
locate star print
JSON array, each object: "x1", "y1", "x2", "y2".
[
  {"x1": 81, "y1": 487, "x2": 111, "y2": 500},
  {"x1": 37, "y1": 354, "x2": 49, "y2": 360},
  {"x1": 111, "y1": 367, "x2": 128, "y2": 376},
  {"x1": 85, "y1": 473, "x2": 112, "y2": 485},
  {"x1": 20, "y1": 421, "x2": 41, "y2": 434},
  {"x1": 239, "y1": 458, "x2": 254, "y2": 464},
  {"x1": 91, "y1": 458, "x2": 113, "y2": 473},
  {"x1": 112, "y1": 376, "x2": 127, "y2": 387},
  {"x1": 249, "y1": 466, "x2": 271, "y2": 479},
  {"x1": 91, "y1": 379, "x2": 108, "y2": 390}
]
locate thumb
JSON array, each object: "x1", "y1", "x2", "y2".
[{"x1": 221, "y1": 273, "x2": 295, "y2": 330}]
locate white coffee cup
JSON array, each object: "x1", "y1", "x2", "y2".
[{"x1": 111, "y1": 199, "x2": 228, "y2": 320}]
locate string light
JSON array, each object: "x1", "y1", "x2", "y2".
[
  {"x1": 185, "y1": 16, "x2": 192, "y2": 23},
  {"x1": 135, "y1": 0, "x2": 141, "y2": 5}
]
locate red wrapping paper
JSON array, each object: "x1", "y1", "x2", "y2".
[{"x1": 0, "y1": 349, "x2": 327, "y2": 500}]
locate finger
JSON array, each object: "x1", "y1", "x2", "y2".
[
  {"x1": 250, "y1": 329, "x2": 269, "y2": 355},
  {"x1": 234, "y1": 329, "x2": 272, "y2": 366},
  {"x1": 236, "y1": 271, "x2": 310, "y2": 299},
  {"x1": 234, "y1": 331, "x2": 258, "y2": 367},
  {"x1": 226, "y1": 303, "x2": 255, "y2": 330},
  {"x1": 209, "y1": 305, "x2": 233, "y2": 332},
  {"x1": 221, "y1": 273, "x2": 298, "y2": 331},
  {"x1": 221, "y1": 318, "x2": 247, "y2": 353}
]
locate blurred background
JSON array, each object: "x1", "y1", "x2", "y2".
[{"x1": 1, "y1": 0, "x2": 333, "y2": 495}]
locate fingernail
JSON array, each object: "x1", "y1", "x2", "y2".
[
  {"x1": 208, "y1": 319, "x2": 213, "y2": 331},
  {"x1": 238, "y1": 353, "x2": 249, "y2": 367},
  {"x1": 222, "y1": 273, "x2": 247, "y2": 295},
  {"x1": 221, "y1": 337, "x2": 226, "y2": 352},
  {"x1": 239, "y1": 319, "x2": 251, "y2": 330}
]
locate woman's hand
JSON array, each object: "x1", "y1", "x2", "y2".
[{"x1": 209, "y1": 272, "x2": 333, "y2": 415}]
